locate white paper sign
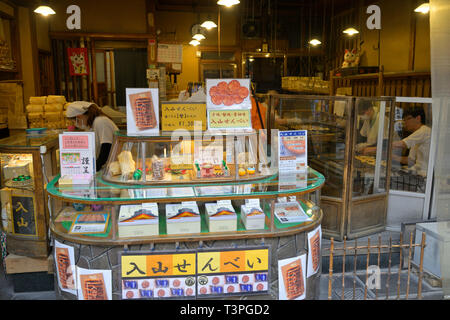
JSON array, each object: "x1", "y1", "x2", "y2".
[
  {"x1": 126, "y1": 88, "x2": 160, "y2": 136},
  {"x1": 59, "y1": 131, "x2": 96, "y2": 183},
  {"x1": 278, "y1": 130, "x2": 308, "y2": 173},
  {"x1": 76, "y1": 267, "x2": 112, "y2": 300},
  {"x1": 54, "y1": 240, "x2": 77, "y2": 296},
  {"x1": 307, "y1": 225, "x2": 322, "y2": 278},
  {"x1": 278, "y1": 254, "x2": 307, "y2": 300}
]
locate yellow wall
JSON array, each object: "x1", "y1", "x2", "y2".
[
  {"x1": 18, "y1": 7, "x2": 36, "y2": 105},
  {"x1": 48, "y1": 0, "x2": 147, "y2": 33},
  {"x1": 359, "y1": 0, "x2": 430, "y2": 72}
]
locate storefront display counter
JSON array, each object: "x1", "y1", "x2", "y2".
[
  {"x1": 47, "y1": 167, "x2": 325, "y2": 300},
  {"x1": 267, "y1": 94, "x2": 395, "y2": 240},
  {"x1": 0, "y1": 130, "x2": 60, "y2": 257}
]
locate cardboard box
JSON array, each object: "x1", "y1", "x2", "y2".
[
  {"x1": 205, "y1": 202, "x2": 237, "y2": 232},
  {"x1": 240, "y1": 204, "x2": 265, "y2": 230},
  {"x1": 118, "y1": 203, "x2": 159, "y2": 238},
  {"x1": 166, "y1": 202, "x2": 200, "y2": 235}
]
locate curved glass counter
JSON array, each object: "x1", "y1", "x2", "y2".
[{"x1": 47, "y1": 167, "x2": 325, "y2": 245}]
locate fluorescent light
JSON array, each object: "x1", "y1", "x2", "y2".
[
  {"x1": 201, "y1": 20, "x2": 217, "y2": 30},
  {"x1": 34, "y1": 5, "x2": 56, "y2": 16},
  {"x1": 414, "y1": 3, "x2": 430, "y2": 14},
  {"x1": 309, "y1": 39, "x2": 322, "y2": 46},
  {"x1": 217, "y1": 0, "x2": 240, "y2": 8},
  {"x1": 193, "y1": 33, "x2": 206, "y2": 41},
  {"x1": 189, "y1": 39, "x2": 200, "y2": 46},
  {"x1": 343, "y1": 27, "x2": 359, "y2": 36}
]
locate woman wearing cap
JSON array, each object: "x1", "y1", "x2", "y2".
[{"x1": 66, "y1": 102, "x2": 119, "y2": 171}]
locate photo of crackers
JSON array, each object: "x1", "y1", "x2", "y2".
[
  {"x1": 281, "y1": 259, "x2": 304, "y2": 300},
  {"x1": 80, "y1": 273, "x2": 107, "y2": 300},
  {"x1": 56, "y1": 247, "x2": 72, "y2": 289},
  {"x1": 310, "y1": 230, "x2": 321, "y2": 271},
  {"x1": 128, "y1": 91, "x2": 157, "y2": 130},
  {"x1": 209, "y1": 80, "x2": 250, "y2": 107}
]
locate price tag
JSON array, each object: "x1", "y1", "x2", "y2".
[
  {"x1": 245, "y1": 199, "x2": 260, "y2": 207},
  {"x1": 217, "y1": 200, "x2": 232, "y2": 207}
]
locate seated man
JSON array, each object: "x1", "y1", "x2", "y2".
[{"x1": 392, "y1": 107, "x2": 431, "y2": 177}]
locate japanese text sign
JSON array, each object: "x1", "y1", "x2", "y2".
[
  {"x1": 208, "y1": 109, "x2": 251, "y2": 130},
  {"x1": 161, "y1": 102, "x2": 206, "y2": 131},
  {"x1": 120, "y1": 247, "x2": 269, "y2": 299}
]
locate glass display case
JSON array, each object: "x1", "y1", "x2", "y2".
[
  {"x1": 0, "y1": 130, "x2": 60, "y2": 257},
  {"x1": 102, "y1": 131, "x2": 272, "y2": 185},
  {"x1": 47, "y1": 167, "x2": 324, "y2": 244},
  {"x1": 267, "y1": 94, "x2": 395, "y2": 240}
]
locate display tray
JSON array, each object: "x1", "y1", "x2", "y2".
[{"x1": 51, "y1": 200, "x2": 317, "y2": 241}]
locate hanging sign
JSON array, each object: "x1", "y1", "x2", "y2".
[
  {"x1": 161, "y1": 102, "x2": 206, "y2": 131},
  {"x1": 67, "y1": 48, "x2": 89, "y2": 76}
]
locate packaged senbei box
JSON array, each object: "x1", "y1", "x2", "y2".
[
  {"x1": 240, "y1": 203, "x2": 265, "y2": 230},
  {"x1": 118, "y1": 203, "x2": 159, "y2": 238},
  {"x1": 165, "y1": 202, "x2": 200, "y2": 235},
  {"x1": 205, "y1": 201, "x2": 237, "y2": 233}
]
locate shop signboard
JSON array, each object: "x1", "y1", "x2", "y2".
[
  {"x1": 126, "y1": 88, "x2": 160, "y2": 136},
  {"x1": 278, "y1": 130, "x2": 308, "y2": 173},
  {"x1": 120, "y1": 246, "x2": 269, "y2": 299},
  {"x1": 206, "y1": 79, "x2": 252, "y2": 131},
  {"x1": 10, "y1": 190, "x2": 37, "y2": 236},
  {"x1": 161, "y1": 102, "x2": 206, "y2": 131}
]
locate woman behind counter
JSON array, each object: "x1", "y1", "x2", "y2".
[{"x1": 66, "y1": 101, "x2": 119, "y2": 171}]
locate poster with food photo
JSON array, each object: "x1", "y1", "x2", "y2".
[
  {"x1": 278, "y1": 255, "x2": 307, "y2": 300},
  {"x1": 307, "y1": 225, "x2": 322, "y2": 277},
  {"x1": 206, "y1": 79, "x2": 251, "y2": 110},
  {"x1": 76, "y1": 267, "x2": 112, "y2": 300},
  {"x1": 278, "y1": 130, "x2": 308, "y2": 173},
  {"x1": 54, "y1": 240, "x2": 77, "y2": 296},
  {"x1": 126, "y1": 88, "x2": 159, "y2": 136}
]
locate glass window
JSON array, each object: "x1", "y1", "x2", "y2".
[
  {"x1": 389, "y1": 100, "x2": 432, "y2": 193},
  {"x1": 271, "y1": 95, "x2": 351, "y2": 199},
  {"x1": 352, "y1": 98, "x2": 393, "y2": 197}
]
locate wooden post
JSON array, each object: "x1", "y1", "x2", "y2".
[
  {"x1": 328, "y1": 238, "x2": 334, "y2": 300},
  {"x1": 417, "y1": 232, "x2": 426, "y2": 299},
  {"x1": 342, "y1": 236, "x2": 346, "y2": 300}
]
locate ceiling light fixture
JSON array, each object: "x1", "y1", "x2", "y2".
[
  {"x1": 414, "y1": 3, "x2": 430, "y2": 14},
  {"x1": 343, "y1": 27, "x2": 359, "y2": 36},
  {"x1": 217, "y1": 0, "x2": 240, "y2": 8},
  {"x1": 201, "y1": 19, "x2": 217, "y2": 30},
  {"x1": 309, "y1": 39, "x2": 322, "y2": 46},
  {"x1": 193, "y1": 33, "x2": 206, "y2": 41},
  {"x1": 34, "y1": 5, "x2": 56, "y2": 16},
  {"x1": 189, "y1": 39, "x2": 200, "y2": 46}
]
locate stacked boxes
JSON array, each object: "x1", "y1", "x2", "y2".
[{"x1": 26, "y1": 95, "x2": 73, "y2": 129}]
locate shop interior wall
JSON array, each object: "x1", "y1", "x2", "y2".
[{"x1": 358, "y1": 0, "x2": 430, "y2": 72}]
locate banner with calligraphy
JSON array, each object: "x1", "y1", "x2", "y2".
[
  {"x1": 120, "y1": 246, "x2": 269, "y2": 299},
  {"x1": 161, "y1": 102, "x2": 206, "y2": 131}
]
